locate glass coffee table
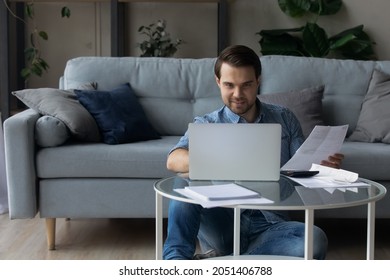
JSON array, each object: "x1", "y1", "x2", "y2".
[{"x1": 154, "y1": 174, "x2": 386, "y2": 260}]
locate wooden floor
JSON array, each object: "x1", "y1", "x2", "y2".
[{"x1": 1, "y1": 213, "x2": 389, "y2": 260}]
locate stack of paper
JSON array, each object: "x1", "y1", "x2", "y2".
[
  {"x1": 280, "y1": 125, "x2": 370, "y2": 192},
  {"x1": 174, "y1": 183, "x2": 273, "y2": 208},
  {"x1": 288, "y1": 164, "x2": 370, "y2": 190}
]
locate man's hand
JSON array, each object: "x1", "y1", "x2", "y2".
[{"x1": 320, "y1": 153, "x2": 344, "y2": 169}]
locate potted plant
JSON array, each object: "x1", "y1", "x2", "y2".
[
  {"x1": 257, "y1": 0, "x2": 376, "y2": 60},
  {"x1": 137, "y1": 19, "x2": 183, "y2": 57},
  {"x1": 4, "y1": 1, "x2": 70, "y2": 82}
]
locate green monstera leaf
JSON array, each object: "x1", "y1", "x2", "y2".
[
  {"x1": 278, "y1": 0, "x2": 311, "y2": 18},
  {"x1": 302, "y1": 23, "x2": 330, "y2": 57},
  {"x1": 258, "y1": 0, "x2": 376, "y2": 60},
  {"x1": 278, "y1": 0, "x2": 342, "y2": 17}
]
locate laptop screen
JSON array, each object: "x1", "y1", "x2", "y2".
[{"x1": 188, "y1": 123, "x2": 281, "y2": 181}]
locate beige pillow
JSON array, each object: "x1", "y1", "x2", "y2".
[
  {"x1": 349, "y1": 69, "x2": 390, "y2": 143},
  {"x1": 259, "y1": 86, "x2": 325, "y2": 138}
]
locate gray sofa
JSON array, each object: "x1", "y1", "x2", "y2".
[{"x1": 4, "y1": 55, "x2": 390, "y2": 250}]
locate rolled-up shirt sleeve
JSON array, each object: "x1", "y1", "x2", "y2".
[{"x1": 168, "y1": 116, "x2": 210, "y2": 154}]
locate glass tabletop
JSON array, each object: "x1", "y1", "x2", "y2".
[{"x1": 154, "y1": 174, "x2": 387, "y2": 210}]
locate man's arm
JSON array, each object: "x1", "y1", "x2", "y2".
[{"x1": 166, "y1": 148, "x2": 189, "y2": 173}]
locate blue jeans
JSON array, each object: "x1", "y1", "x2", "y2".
[{"x1": 163, "y1": 200, "x2": 328, "y2": 260}]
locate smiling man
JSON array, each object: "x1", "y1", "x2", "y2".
[{"x1": 163, "y1": 45, "x2": 342, "y2": 260}]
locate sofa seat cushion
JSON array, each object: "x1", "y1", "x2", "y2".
[
  {"x1": 36, "y1": 136, "x2": 179, "y2": 179},
  {"x1": 340, "y1": 141, "x2": 390, "y2": 180}
]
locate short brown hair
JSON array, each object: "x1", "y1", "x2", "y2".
[{"x1": 214, "y1": 45, "x2": 262, "y2": 79}]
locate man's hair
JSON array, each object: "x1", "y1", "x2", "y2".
[{"x1": 214, "y1": 45, "x2": 262, "y2": 79}]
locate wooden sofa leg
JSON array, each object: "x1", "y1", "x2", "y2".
[{"x1": 45, "y1": 218, "x2": 56, "y2": 250}]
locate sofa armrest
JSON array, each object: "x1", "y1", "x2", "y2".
[{"x1": 4, "y1": 109, "x2": 40, "y2": 219}]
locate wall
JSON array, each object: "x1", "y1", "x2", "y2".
[
  {"x1": 25, "y1": 2, "x2": 111, "y2": 89},
  {"x1": 126, "y1": 2, "x2": 218, "y2": 58},
  {"x1": 25, "y1": 0, "x2": 390, "y2": 89},
  {"x1": 229, "y1": 0, "x2": 390, "y2": 60}
]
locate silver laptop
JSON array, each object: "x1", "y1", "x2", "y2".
[{"x1": 188, "y1": 123, "x2": 281, "y2": 181}]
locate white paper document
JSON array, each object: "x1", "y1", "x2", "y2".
[
  {"x1": 287, "y1": 164, "x2": 370, "y2": 189},
  {"x1": 310, "y1": 164, "x2": 358, "y2": 182},
  {"x1": 282, "y1": 125, "x2": 349, "y2": 171},
  {"x1": 174, "y1": 183, "x2": 274, "y2": 208},
  {"x1": 183, "y1": 184, "x2": 261, "y2": 201}
]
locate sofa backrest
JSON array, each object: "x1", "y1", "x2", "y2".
[
  {"x1": 63, "y1": 55, "x2": 390, "y2": 137},
  {"x1": 260, "y1": 55, "x2": 390, "y2": 135},
  {"x1": 63, "y1": 57, "x2": 223, "y2": 136}
]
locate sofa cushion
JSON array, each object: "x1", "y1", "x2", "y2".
[
  {"x1": 36, "y1": 136, "x2": 179, "y2": 178},
  {"x1": 12, "y1": 84, "x2": 100, "y2": 142},
  {"x1": 340, "y1": 141, "x2": 390, "y2": 180},
  {"x1": 75, "y1": 83, "x2": 161, "y2": 144},
  {"x1": 258, "y1": 86, "x2": 324, "y2": 138},
  {"x1": 35, "y1": 116, "x2": 70, "y2": 147},
  {"x1": 348, "y1": 69, "x2": 390, "y2": 143},
  {"x1": 259, "y1": 55, "x2": 376, "y2": 135}
]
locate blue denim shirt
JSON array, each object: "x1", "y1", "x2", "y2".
[
  {"x1": 171, "y1": 99, "x2": 305, "y2": 223},
  {"x1": 172, "y1": 99, "x2": 304, "y2": 167}
]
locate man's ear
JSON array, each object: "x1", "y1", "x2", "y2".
[
  {"x1": 215, "y1": 76, "x2": 221, "y2": 87},
  {"x1": 257, "y1": 76, "x2": 261, "y2": 95}
]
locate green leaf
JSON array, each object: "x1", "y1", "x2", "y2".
[
  {"x1": 61, "y1": 7, "x2": 71, "y2": 18},
  {"x1": 330, "y1": 27, "x2": 376, "y2": 60},
  {"x1": 259, "y1": 32, "x2": 307, "y2": 56},
  {"x1": 337, "y1": 39, "x2": 376, "y2": 60},
  {"x1": 258, "y1": 28, "x2": 307, "y2": 55},
  {"x1": 329, "y1": 25, "x2": 364, "y2": 41},
  {"x1": 39, "y1": 31, "x2": 48, "y2": 41},
  {"x1": 24, "y1": 47, "x2": 37, "y2": 61},
  {"x1": 21, "y1": 68, "x2": 31, "y2": 80},
  {"x1": 31, "y1": 63, "x2": 43, "y2": 77},
  {"x1": 310, "y1": 0, "x2": 342, "y2": 16},
  {"x1": 302, "y1": 23, "x2": 329, "y2": 57},
  {"x1": 25, "y1": 3, "x2": 34, "y2": 19},
  {"x1": 258, "y1": 27, "x2": 304, "y2": 36},
  {"x1": 278, "y1": 0, "x2": 311, "y2": 18},
  {"x1": 38, "y1": 58, "x2": 50, "y2": 71},
  {"x1": 329, "y1": 33, "x2": 356, "y2": 50}
]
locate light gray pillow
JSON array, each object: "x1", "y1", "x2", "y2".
[
  {"x1": 258, "y1": 86, "x2": 325, "y2": 138},
  {"x1": 12, "y1": 85, "x2": 100, "y2": 142},
  {"x1": 35, "y1": 115, "x2": 70, "y2": 147},
  {"x1": 348, "y1": 69, "x2": 390, "y2": 143}
]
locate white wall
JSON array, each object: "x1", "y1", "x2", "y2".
[{"x1": 25, "y1": 0, "x2": 390, "y2": 89}]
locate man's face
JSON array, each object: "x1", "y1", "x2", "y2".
[{"x1": 216, "y1": 63, "x2": 260, "y2": 121}]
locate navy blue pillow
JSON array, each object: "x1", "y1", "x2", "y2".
[{"x1": 75, "y1": 83, "x2": 160, "y2": 144}]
